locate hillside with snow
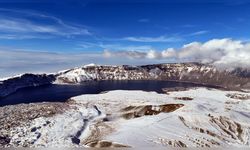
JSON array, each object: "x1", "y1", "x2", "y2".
[{"x1": 1, "y1": 88, "x2": 250, "y2": 148}]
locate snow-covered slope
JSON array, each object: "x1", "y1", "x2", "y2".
[
  {"x1": 1, "y1": 88, "x2": 250, "y2": 148},
  {"x1": 72, "y1": 88, "x2": 250, "y2": 148}
]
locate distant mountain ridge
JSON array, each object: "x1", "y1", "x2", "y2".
[
  {"x1": 55, "y1": 62, "x2": 250, "y2": 89},
  {"x1": 1, "y1": 63, "x2": 250, "y2": 98}
]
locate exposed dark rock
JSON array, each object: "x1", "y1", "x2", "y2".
[
  {"x1": 226, "y1": 93, "x2": 250, "y2": 100},
  {"x1": 0, "y1": 135, "x2": 11, "y2": 146},
  {"x1": 175, "y1": 97, "x2": 193, "y2": 101},
  {"x1": 43, "y1": 121, "x2": 51, "y2": 126},
  {"x1": 36, "y1": 133, "x2": 41, "y2": 139},
  {"x1": 103, "y1": 117, "x2": 109, "y2": 122},
  {"x1": 0, "y1": 74, "x2": 55, "y2": 98},
  {"x1": 71, "y1": 137, "x2": 80, "y2": 145},
  {"x1": 31, "y1": 127, "x2": 37, "y2": 132}
]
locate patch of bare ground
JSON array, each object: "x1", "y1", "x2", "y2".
[
  {"x1": 82, "y1": 121, "x2": 114, "y2": 146},
  {"x1": 162, "y1": 87, "x2": 191, "y2": 94},
  {"x1": 157, "y1": 138, "x2": 187, "y2": 147},
  {"x1": 56, "y1": 77, "x2": 76, "y2": 84},
  {"x1": 99, "y1": 91, "x2": 109, "y2": 94},
  {"x1": 209, "y1": 115, "x2": 246, "y2": 144},
  {"x1": 174, "y1": 97, "x2": 193, "y2": 101},
  {"x1": 178, "y1": 115, "x2": 249, "y2": 147},
  {"x1": 121, "y1": 104, "x2": 184, "y2": 119},
  {"x1": 226, "y1": 93, "x2": 250, "y2": 100},
  {"x1": 85, "y1": 140, "x2": 130, "y2": 148},
  {"x1": 224, "y1": 100, "x2": 240, "y2": 111},
  {"x1": 179, "y1": 116, "x2": 222, "y2": 147}
]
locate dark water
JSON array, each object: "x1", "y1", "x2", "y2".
[{"x1": 0, "y1": 80, "x2": 215, "y2": 106}]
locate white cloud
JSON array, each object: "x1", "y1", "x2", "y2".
[
  {"x1": 0, "y1": 18, "x2": 90, "y2": 37},
  {"x1": 0, "y1": 34, "x2": 53, "y2": 40},
  {"x1": 112, "y1": 45, "x2": 152, "y2": 51},
  {"x1": 176, "y1": 39, "x2": 247, "y2": 67},
  {"x1": 176, "y1": 38, "x2": 250, "y2": 68},
  {"x1": 103, "y1": 49, "x2": 147, "y2": 59},
  {"x1": 103, "y1": 38, "x2": 250, "y2": 68},
  {"x1": 0, "y1": 9, "x2": 90, "y2": 39},
  {"x1": 123, "y1": 36, "x2": 182, "y2": 42},
  {"x1": 79, "y1": 42, "x2": 152, "y2": 51},
  {"x1": 161, "y1": 48, "x2": 177, "y2": 58},
  {"x1": 103, "y1": 49, "x2": 165, "y2": 60},
  {"x1": 189, "y1": 30, "x2": 209, "y2": 36},
  {"x1": 99, "y1": 44, "x2": 152, "y2": 51},
  {"x1": 146, "y1": 50, "x2": 162, "y2": 59}
]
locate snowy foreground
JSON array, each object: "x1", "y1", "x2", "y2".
[{"x1": 1, "y1": 88, "x2": 250, "y2": 148}]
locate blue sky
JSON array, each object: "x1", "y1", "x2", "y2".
[{"x1": 0, "y1": 0, "x2": 250, "y2": 77}]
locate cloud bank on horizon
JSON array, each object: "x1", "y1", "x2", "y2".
[
  {"x1": 174, "y1": 39, "x2": 250, "y2": 68},
  {"x1": 104, "y1": 38, "x2": 250, "y2": 69},
  {"x1": 1, "y1": 38, "x2": 250, "y2": 78}
]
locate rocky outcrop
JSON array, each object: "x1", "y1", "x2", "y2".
[
  {"x1": 0, "y1": 102, "x2": 70, "y2": 147},
  {"x1": 0, "y1": 74, "x2": 55, "y2": 98}
]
